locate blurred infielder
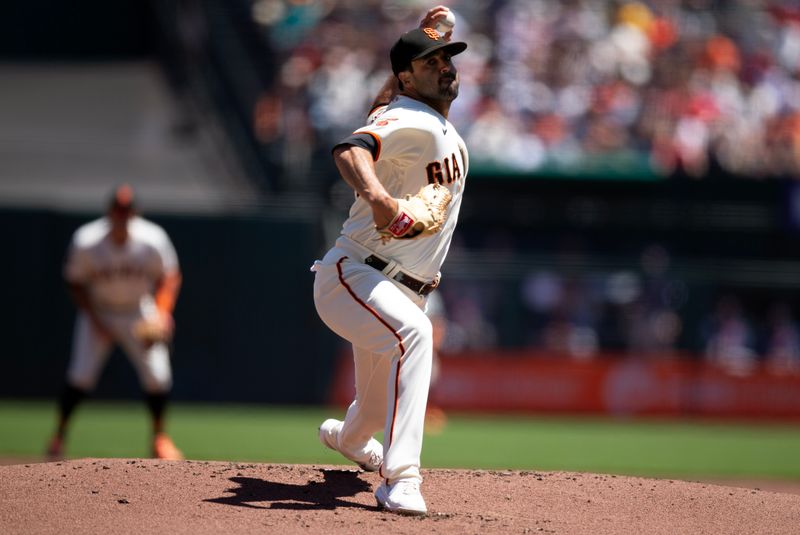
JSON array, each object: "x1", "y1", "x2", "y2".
[
  {"x1": 47, "y1": 184, "x2": 184, "y2": 461},
  {"x1": 313, "y1": 6, "x2": 468, "y2": 515}
]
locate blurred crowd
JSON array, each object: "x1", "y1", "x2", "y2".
[
  {"x1": 251, "y1": 0, "x2": 800, "y2": 182},
  {"x1": 435, "y1": 243, "x2": 800, "y2": 375}
]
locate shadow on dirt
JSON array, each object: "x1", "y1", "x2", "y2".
[{"x1": 205, "y1": 468, "x2": 376, "y2": 511}]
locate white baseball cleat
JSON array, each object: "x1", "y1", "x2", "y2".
[
  {"x1": 318, "y1": 418, "x2": 383, "y2": 472},
  {"x1": 374, "y1": 479, "x2": 428, "y2": 516}
]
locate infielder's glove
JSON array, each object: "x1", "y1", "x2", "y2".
[
  {"x1": 377, "y1": 183, "x2": 452, "y2": 241},
  {"x1": 132, "y1": 315, "x2": 172, "y2": 344}
]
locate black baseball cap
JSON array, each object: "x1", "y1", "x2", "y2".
[{"x1": 390, "y1": 27, "x2": 467, "y2": 76}]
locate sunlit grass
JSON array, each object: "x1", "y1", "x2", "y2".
[{"x1": 2, "y1": 400, "x2": 798, "y2": 480}]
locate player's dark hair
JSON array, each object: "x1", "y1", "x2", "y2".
[{"x1": 397, "y1": 63, "x2": 414, "y2": 92}]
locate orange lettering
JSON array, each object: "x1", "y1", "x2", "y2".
[{"x1": 422, "y1": 28, "x2": 440, "y2": 40}]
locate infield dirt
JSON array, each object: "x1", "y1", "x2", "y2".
[{"x1": 1, "y1": 458, "x2": 799, "y2": 534}]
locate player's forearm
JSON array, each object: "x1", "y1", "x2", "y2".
[
  {"x1": 333, "y1": 145, "x2": 398, "y2": 227},
  {"x1": 154, "y1": 271, "x2": 181, "y2": 316}
]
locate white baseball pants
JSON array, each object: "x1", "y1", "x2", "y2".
[
  {"x1": 312, "y1": 245, "x2": 433, "y2": 484},
  {"x1": 67, "y1": 310, "x2": 172, "y2": 393}
]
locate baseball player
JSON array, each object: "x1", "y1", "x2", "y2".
[
  {"x1": 313, "y1": 6, "x2": 468, "y2": 515},
  {"x1": 46, "y1": 184, "x2": 184, "y2": 461}
]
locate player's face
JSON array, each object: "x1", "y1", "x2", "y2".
[{"x1": 408, "y1": 50, "x2": 459, "y2": 102}]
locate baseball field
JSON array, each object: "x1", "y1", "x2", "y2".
[
  {"x1": 3, "y1": 400, "x2": 800, "y2": 478},
  {"x1": 2, "y1": 400, "x2": 800, "y2": 533}
]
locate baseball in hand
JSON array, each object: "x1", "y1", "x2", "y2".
[{"x1": 435, "y1": 10, "x2": 456, "y2": 33}]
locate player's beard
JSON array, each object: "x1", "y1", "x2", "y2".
[
  {"x1": 438, "y1": 75, "x2": 459, "y2": 100},
  {"x1": 407, "y1": 70, "x2": 460, "y2": 106},
  {"x1": 418, "y1": 74, "x2": 458, "y2": 102}
]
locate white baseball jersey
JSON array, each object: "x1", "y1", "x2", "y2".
[
  {"x1": 63, "y1": 215, "x2": 178, "y2": 392},
  {"x1": 65, "y1": 216, "x2": 179, "y2": 311},
  {"x1": 339, "y1": 95, "x2": 469, "y2": 280}
]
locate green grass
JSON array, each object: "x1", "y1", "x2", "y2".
[{"x1": 2, "y1": 400, "x2": 799, "y2": 480}]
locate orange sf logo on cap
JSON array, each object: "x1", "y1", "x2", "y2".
[{"x1": 423, "y1": 28, "x2": 440, "y2": 40}]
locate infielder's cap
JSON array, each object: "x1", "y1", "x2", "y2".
[{"x1": 390, "y1": 27, "x2": 467, "y2": 76}]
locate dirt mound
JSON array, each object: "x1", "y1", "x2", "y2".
[{"x1": 1, "y1": 459, "x2": 799, "y2": 534}]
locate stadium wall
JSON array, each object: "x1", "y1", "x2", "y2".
[
  {"x1": 0, "y1": 208, "x2": 338, "y2": 404},
  {"x1": 329, "y1": 350, "x2": 800, "y2": 419}
]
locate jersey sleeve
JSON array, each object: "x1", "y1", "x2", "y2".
[
  {"x1": 332, "y1": 132, "x2": 380, "y2": 159},
  {"x1": 63, "y1": 238, "x2": 92, "y2": 284},
  {"x1": 367, "y1": 104, "x2": 389, "y2": 123},
  {"x1": 354, "y1": 112, "x2": 431, "y2": 167},
  {"x1": 136, "y1": 219, "x2": 179, "y2": 277},
  {"x1": 153, "y1": 228, "x2": 179, "y2": 274}
]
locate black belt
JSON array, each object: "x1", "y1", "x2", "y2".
[{"x1": 364, "y1": 255, "x2": 437, "y2": 296}]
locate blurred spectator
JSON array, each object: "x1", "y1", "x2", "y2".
[
  {"x1": 535, "y1": 275, "x2": 600, "y2": 360},
  {"x1": 703, "y1": 294, "x2": 758, "y2": 376},
  {"x1": 763, "y1": 302, "x2": 800, "y2": 374},
  {"x1": 440, "y1": 280, "x2": 498, "y2": 351},
  {"x1": 514, "y1": 244, "x2": 686, "y2": 359},
  {"x1": 625, "y1": 244, "x2": 685, "y2": 355}
]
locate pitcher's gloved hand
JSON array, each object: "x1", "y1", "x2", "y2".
[{"x1": 377, "y1": 183, "x2": 452, "y2": 241}]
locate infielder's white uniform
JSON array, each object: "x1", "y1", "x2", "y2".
[
  {"x1": 313, "y1": 95, "x2": 468, "y2": 484},
  {"x1": 64, "y1": 216, "x2": 179, "y2": 393}
]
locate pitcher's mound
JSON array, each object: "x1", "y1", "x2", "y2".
[{"x1": 1, "y1": 459, "x2": 799, "y2": 534}]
